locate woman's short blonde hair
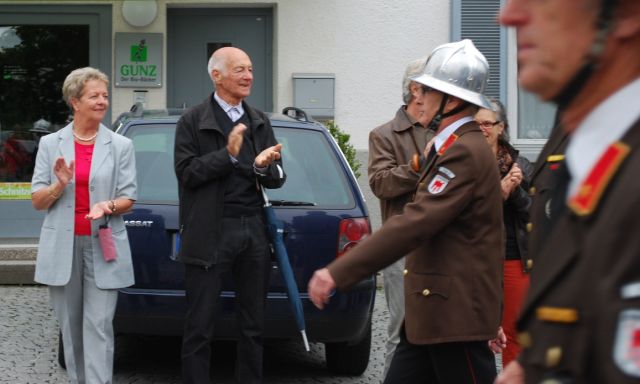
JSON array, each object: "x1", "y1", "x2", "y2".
[{"x1": 62, "y1": 67, "x2": 109, "y2": 108}]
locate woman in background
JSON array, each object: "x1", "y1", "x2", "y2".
[
  {"x1": 476, "y1": 98, "x2": 533, "y2": 367},
  {"x1": 31, "y1": 67, "x2": 137, "y2": 383}
]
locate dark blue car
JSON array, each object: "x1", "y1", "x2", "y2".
[{"x1": 108, "y1": 107, "x2": 375, "y2": 375}]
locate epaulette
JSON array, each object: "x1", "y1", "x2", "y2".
[{"x1": 546, "y1": 154, "x2": 565, "y2": 171}]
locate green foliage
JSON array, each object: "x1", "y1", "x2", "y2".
[{"x1": 324, "y1": 120, "x2": 361, "y2": 179}]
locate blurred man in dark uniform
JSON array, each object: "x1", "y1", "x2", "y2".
[
  {"x1": 309, "y1": 39, "x2": 504, "y2": 384},
  {"x1": 497, "y1": 0, "x2": 640, "y2": 383}
]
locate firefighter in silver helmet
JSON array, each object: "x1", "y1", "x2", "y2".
[{"x1": 309, "y1": 39, "x2": 504, "y2": 384}]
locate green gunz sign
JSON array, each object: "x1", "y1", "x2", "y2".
[{"x1": 115, "y1": 33, "x2": 162, "y2": 88}]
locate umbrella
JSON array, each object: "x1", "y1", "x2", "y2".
[{"x1": 261, "y1": 187, "x2": 310, "y2": 351}]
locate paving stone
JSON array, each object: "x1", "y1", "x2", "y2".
[{"x1": 0, "y1": 285, "x2": 388, "y2": 384}]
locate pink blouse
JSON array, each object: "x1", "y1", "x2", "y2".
[{"x1": 74, "y1": 142, "x2": 94, "y2": 235}]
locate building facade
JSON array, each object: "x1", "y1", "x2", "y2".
[{"x1": 0, "y1": 0, "x2": 554, "y2": 239}]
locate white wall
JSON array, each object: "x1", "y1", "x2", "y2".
[{"x1": 274, "y1": 1, "x2": 450, "y2": 149}]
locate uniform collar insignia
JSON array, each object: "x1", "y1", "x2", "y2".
[
  {"x1": 437, "y1": 133, "x2": 458, "y2": 156},
  {"x1": 568, "y1": 141, "x2": 630, "y2": 216}
]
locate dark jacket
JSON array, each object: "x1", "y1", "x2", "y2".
[
  {"x1": 517, "y1": 117, "x2": 640, "y2": 383},
  {"x1": 174, "y1": 95, "x2": 285, "y2": 267},
  {"x1": 329, "y1": 121, "x2": 503, "y2": 344},
  {"x1": 501, "y1": 143, "x2": 534, "y2": 271}
]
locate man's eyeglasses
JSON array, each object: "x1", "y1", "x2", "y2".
[{"x1": 476, "y1": 120, "x2": 501, "y2": 129}]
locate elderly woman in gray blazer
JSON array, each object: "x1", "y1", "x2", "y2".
[{"x1": 31, "y1": 67, "x2": 137, "y2": 384}]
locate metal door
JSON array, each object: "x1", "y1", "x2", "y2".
[{"x1": 168, "y1": 8, "x2": 273, "y2": 112}]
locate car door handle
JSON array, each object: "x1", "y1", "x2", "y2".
[{"x1": 168, "y1": 230, "x2": 180, "y2": 261}]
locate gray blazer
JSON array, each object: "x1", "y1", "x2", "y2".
[{"x1": 31, "y1": 123, "x2": 137, "y2": 289}]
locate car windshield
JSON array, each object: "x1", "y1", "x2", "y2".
[
  {"x1": 125, "y1": 123, "x2": 354, "y2": 208},
  {"x1": 126, "y1": 123, "x2": 179, "y2": 203},
  {"x1": 269, "y1": 126, "x2": 354, "y2": 208}
]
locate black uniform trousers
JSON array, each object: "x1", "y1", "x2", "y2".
[
  {"x1": 182, "y1": 214, "x2": 271, "y2": 384},
  {"x1": 384, "y1": 328, "x2": 497, "y2": 384}
]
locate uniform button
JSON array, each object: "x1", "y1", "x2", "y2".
[
  {"x1": 526, "y1": 222, "x2": 533, "y2": 232},
  {"x1": 422, "y1": 289, "x2": 430, "y2": 296},
  {"x1": 90, "y1": 186, "x2": 95, "y2": 191},
  {"x1": 517, "y1": 332, "x2": 531, "y2": 348},
  {"x1": 403, "y1": 269, "x2": 408, "y2": 276},
  {"x1": 545, "y1": 346, "x2": 562, "y2": 367},
  {"x1": 529, "y1": 186, "x2": 536, "y2": 195},
  {"x1": 419, "y1": 182, "x2": 426, "y2": 189},
  {"x1": 526, "y1": 259, "x2": 533, "y2": 270}
]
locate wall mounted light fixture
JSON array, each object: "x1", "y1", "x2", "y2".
[{"x1": 122, "y1": 0, "x2": 158, "y2": 28}]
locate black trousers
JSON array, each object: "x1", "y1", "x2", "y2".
[
  {"x1": 182, "y1": 215, "x2": 271, "y2": 384},
  {"x1": 384, "y1": 328, "x2": 497, "y2": 384}
]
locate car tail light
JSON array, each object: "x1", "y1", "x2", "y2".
[{"x1": 337, "y1": 217, "x2": 371, "y2": 258}]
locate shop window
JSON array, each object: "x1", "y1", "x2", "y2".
[{"x1": 0, "y1": 25, "x2": 89, "y2": 183}]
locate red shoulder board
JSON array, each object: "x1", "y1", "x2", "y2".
[
  {"x1": 568, "y1": 142, "x2": 630, "y2": 216},
  {"x1": 437, "y1": 133, "x2": 459, "y2": 156}
]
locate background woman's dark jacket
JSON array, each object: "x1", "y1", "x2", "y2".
[{"x1": 502, "y1": 142, "x2": 534, "y2": 272}]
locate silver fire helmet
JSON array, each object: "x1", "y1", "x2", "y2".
[{"x1": 411, "y1": 39, "x2": 492, "y2": 110}]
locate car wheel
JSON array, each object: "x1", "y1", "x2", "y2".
[
  {"x1": 325, "y1": 317, "x2": 371, "y2": 375},
  {"x1": 57, "y1": 331, "x2": 66, "y2": 369}
]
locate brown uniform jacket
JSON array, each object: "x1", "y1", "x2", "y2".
[
  {"x1": 368, "y1": 107, "x2": 435, "y2": 221},
  {"x1": 329, "y1": 121, "x2": 503, "y2": 345},
  {"x1": 517, "y1": 118, "x2": 640, "y2": 383}
]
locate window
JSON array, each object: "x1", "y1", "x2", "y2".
[
  {"x1": 0, "y1": 4, "x2": 111, "y2": 240},
  {"x1": 452, "y1": 0, "x2": 557, "y2": 160},
  {"x1": 125, "y1": 123, "x2": 354, "y2": 208},
  {"x1": 127, "y1": 123, "x2": 178, "y2": 204},
  {"x1": 0, "y1": 25, "x2": 89, "y2": 183}
]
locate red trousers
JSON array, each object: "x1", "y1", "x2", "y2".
[{"x1": 501, "y1": 260, "x2": 530, "y2": 366}]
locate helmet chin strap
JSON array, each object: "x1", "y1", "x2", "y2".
[
  {"x1": 427, "y1": 94, "x2": 471, "y2": 132},
  {"x1": 553, "y1": 0, "x2": 618, "y2": 109}
]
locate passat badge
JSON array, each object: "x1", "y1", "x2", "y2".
[
  {"x1": 428, "y1": 174, "x2": 449, "y2": 195},
  {"x1": 614, "y1": 309, "x2": 640, "y2": 377}
]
